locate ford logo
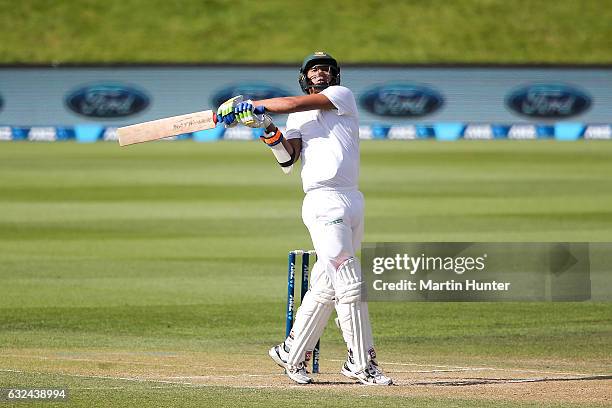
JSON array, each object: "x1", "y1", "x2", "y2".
[
  {"x1": 212, "y1": 83, "x2": 291, "y2": 107},
  {"x1": 506, "y1": 83, "x2": 591, "y2": 118},
  {"x1": 66, "y1": 84, "x2": 150, "y2": 118},
  {"x1": 359, "y1": 83, "x2": 444, "y2": 117}
]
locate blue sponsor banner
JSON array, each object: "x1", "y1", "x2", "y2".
[
  {"x1": 416, "y1": 125, "x2": 435, "y2": 139},
  {"x1": 1, "y1": 123, "x2": 612, "y2": 142},
  {"x1": 11, "y1": 127, "x2": 30, "y2": 140},
  {"x1": 193, "y1": 125, "x2": 225, "y2": 142},
  {"x1": 55, "y1": 127, "x2": 75, "y2": 141},
  {"x1": 554, "y1": 123, "x2": 585, "y2": 141},
  {"x1": 75, "y1": 125, "x2": 104, "y2": 143},
  {"x1": 536, "y1": 125, "x2": 555, "y2": 139},
  {"x1": 371, "y1": 124, "x2": 391, "y2": 139},
  {"x1": 434, "y1": 123, "x2": 465, "y2": 141},
  {"x1": 492, "y1": 125, "x2": 511, "y2": 138}
]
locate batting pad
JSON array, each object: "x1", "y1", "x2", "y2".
[
  {"x1": 336, "y1": 301, "x2": 374, "y2": 358},
  {"x1": 334, "y1": 257, "x2": 372, "y2": 371},
  {"x1": 286, "y1": 291, "x2": 333, "y2": 367},
  {"x1": 335, "y1": 301, "x2": 371, "y2": 371}
]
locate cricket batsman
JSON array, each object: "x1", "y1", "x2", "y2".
[{"x1": 217, "y1": 52, "x2": 392, "y2": 386}]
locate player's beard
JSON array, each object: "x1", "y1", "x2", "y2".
[{"x1": 308, "y1": 79, "x2": 330, "y2": 94}]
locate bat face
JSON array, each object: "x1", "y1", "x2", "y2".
[{"x1": 117, "y1": 110, "x2": 218, "y2": 146}]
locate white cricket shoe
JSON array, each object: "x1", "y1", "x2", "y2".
[
  {"x1": 286, "y1": 362, "x2": 313, "y2": 384},
  {"x1": 341, "y1": 359, "x2": 393, "y2": 386},
  {"x1": 268, "y1": 344, "x2": 313, "y2": 384},
  {"x1": 268, "y1": 344, "x2": 289, "y2": 369}
]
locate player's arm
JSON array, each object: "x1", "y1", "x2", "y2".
[
  {"x1": 253, "y1": 93, "x2": 334, "y2": 114},
  {"x1": 216, "y1": 93, "x2": 334, "y2": 127},
  {"x1": 247, "y1": 93, "x2": 326, "y2": 164}
]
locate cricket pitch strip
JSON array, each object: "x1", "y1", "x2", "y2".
[{"x1": 1, "y1": 349, "x2": 610, "y2": 406}]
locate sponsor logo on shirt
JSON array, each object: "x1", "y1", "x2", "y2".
[{"x1": 325, "y1": 218, "x2": 344, "y2": 226}]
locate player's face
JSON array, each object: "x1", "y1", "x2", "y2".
[{"x1": 307, "y1": 65, "x2": 333, "y2": 93}]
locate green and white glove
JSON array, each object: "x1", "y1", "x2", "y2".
[
  {"x1": 234, "y1": 101, "x2": 272, "y2": 128},
  {"x1": 216, "y1": 95, "x2": 244, "y2": 127}
]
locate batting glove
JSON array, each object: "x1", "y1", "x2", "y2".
[
  {"x1": 234, "y1": 101, "x2": 271, "y2": 128},
  {"x1": 216, "y1": 95, "x2": 244, "y2": 127}
]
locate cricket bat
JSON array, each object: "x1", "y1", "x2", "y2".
[{"x1": 117, "y1": 110, "x2": 219, "y2": 146}]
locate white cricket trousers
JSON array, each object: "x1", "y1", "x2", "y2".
[
  {"x1": 286, "y1": 188, "x2": 374, "y2": 371},
  {"x1": 302, "y1": 188, "x2": 364, "y2": 264}
]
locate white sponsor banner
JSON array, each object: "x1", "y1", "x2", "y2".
[{"x1": 0, "y1": 66, "x2": 611, "y2": 127}]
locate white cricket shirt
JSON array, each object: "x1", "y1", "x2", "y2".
[{"x1": 285, "y1": 86, "x2": 360, "y2": 193}]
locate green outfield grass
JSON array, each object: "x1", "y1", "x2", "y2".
[
  {"x1": 0, "y1": 0, "x2": 611, "y2": 64},
  {"x1": 0, "y1": 141, "x2": 611, "y2": 407}
]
